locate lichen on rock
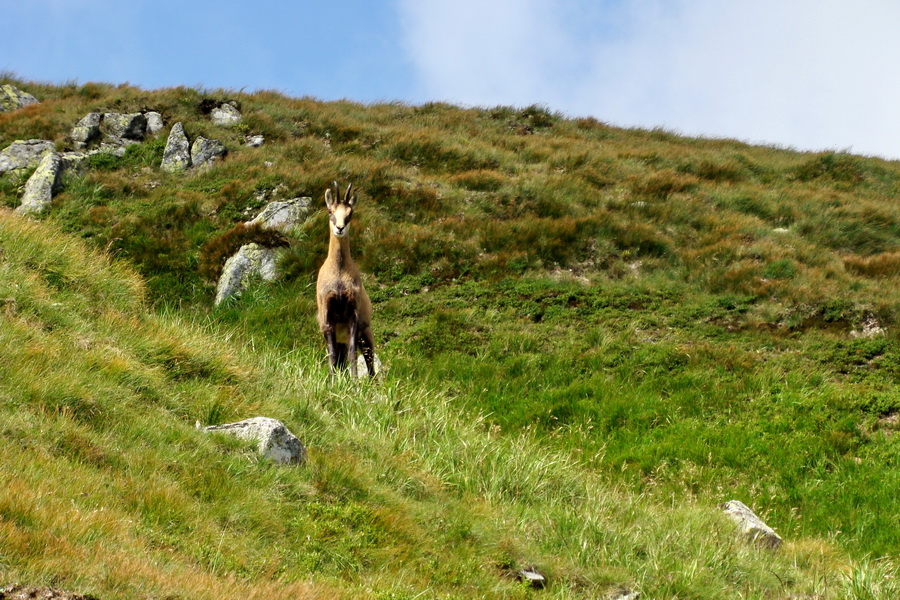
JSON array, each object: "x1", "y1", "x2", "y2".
[
  {"x1": 0, "y1": 84, "x2": 39, "y2": 112},
  {"x1": 161, "y1": 122, "x2": 191, "y2": 173},
  {"x1": 15, "y1": 152, "x2": 63, "y2": 216},
  {"x1": 0, "y1": 139, "x2": 56, "y2": 175},
  {"x1": 190, "y1": 136, "x2": 227, "y2": 168}
]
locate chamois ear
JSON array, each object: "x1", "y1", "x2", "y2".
[{"x1": 325, "y1": 180, "x2": 340, "y2": 210}]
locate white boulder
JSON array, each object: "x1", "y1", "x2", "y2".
[
  {"x1": 722, "y1": 500, "x2": 782, "y2": 549},
  {"x1": 203, "y1": 417, "x2": 306, "y2": 465}
]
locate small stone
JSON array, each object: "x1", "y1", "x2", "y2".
[
  {"x1": 722, "y1": 500, "x2": 782, "y2": 549},
  {"x1": 161, "y1": 122, "x2": 191, "y2": 173},
  {"x1": 15, "y1": 152, "x2": 63, "y2": 215},
  {"x1": 356, "y1": 353, "x2": 383, "y2": 376},
  {"x1": 90, "y1": 144, "x2": 128, "y2": 157},
  {"x1": 214, "y1": 243, "x2": 279, "y2": 305},
  {"x1": 245, "y1": 134, "x2": 265, "y2": 147},
  {"x1": 203, "y1": 416, "x2": 306, "y2": 464},
  {"x1": 246, "y1": 197, "x2": 311, "y2": 233},
  {"x1": 145, "y1": 111, "x2": 164, "y2": 134},
  {"x1": 71, "y1": 112, "x2": 102, "y2": 149},
  {"x1": 518, "y1": 568, "x2": 547, "y2": 589},
  {"x1": 0, "y1": 139, "x2": 56, "y2": 175},
  {"x1": 191, "y1": 136, "x2": 227, "y2": 168},
  {"x1": 0, "y1": 583, "x2": 98, "y2": 600},
  {"x1": 608, "y1": 590, "x2": 640, "y2": 600},
  {"x1": 850, "y1": 315, "x2": 886, "y2": 339},
  {"x1": 0, "y1": 84, "x2": 39, "y2": 112},
  {"x1": 211, "y1": 102, "x2": 242, "y2": 126}
]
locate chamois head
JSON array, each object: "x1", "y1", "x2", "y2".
[{"x1": 324, "y1": 181, "x2": 357, "y2": 239}]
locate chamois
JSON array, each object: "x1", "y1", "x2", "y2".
[{"x1": 316, "y1": 181, "x2": 376, "y2": 378}]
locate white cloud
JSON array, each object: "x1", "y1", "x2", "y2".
[{"x1": 397, "y1": 0, "x2": 900, "y2": 158}]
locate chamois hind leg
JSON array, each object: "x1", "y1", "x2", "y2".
[
  {"x1": 359, "y1": 325, "x2": 376, "y2": 378},
  {"x1": 348, "y1": 319, "x2": 359, "y2": 379},
  {"x1": 323, "y1": 330, "x2": 339, "y2": 373},
  {"x1": 324, "y1": 330, "x2": 350, "y2": 373}
]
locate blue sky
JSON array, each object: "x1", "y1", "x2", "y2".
[{"x1": 4, "y1": 1, "x2": 900, "y2": 159}]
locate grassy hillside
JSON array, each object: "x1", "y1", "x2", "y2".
[{"x1": 1, "y1": 75, "x2": 899, "y2": 598}]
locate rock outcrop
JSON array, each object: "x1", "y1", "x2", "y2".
[
  {"x1": 99, "y1": 112, "x2": 147, "y2": 145},
  {"x1": 0, "y1": 84, "x2": 39, "y2": 112},
  {"x1": 211, "y1": 101, "x2": 242, "y2": 126},
  {"x1": 202, "y1": 417, "x2": 306, "y2": 464},
  {"x1": 15, "y1": 152, "x2": 63, "y2": 215},
  {"x1": 190, "y1": 136, "x2": 227, "y2": 168},
  {"x1": 214, "y1": 243, "x2": 279, "y2": 305},
  {"x1": 71, "y1": 111, "x2": 162, "y2": 151},
  {"x1": 0, "y1": 139, "x2": 55, "y2": 175},
  {"x1": 161, "y1": 122, "x2": 191, "y2": 173},
  {"x1": 722, "y1": 500, "x2": 782, "y2": 549},
  {"x1": 71, "y1": 113, "x2": 103, "y2": 149},
  {"x1": 245, "y1": 197, "x2": 311, "y2": 233}
]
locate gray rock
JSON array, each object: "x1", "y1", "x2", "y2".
[
  {"x1": 161, "y1": 122, "x2": 191, "y2": 173},
  {"x1": 0, "y1": 84, "x2": 39, "y2": 112},
  {"x1": 0, "y1": 139, "x2": 56, "y2": 175},
  {"x1": 59, "y1": 151, "x2": 89, "y2": 175},
  {"x1": 144, "y1": 111, "x2": 164, "y2": 134},
  {"x1": 245, "y1": 134, "x2": 265, "y2": 147},
  {"x1": 211, "y1": 102, "x2": 242, "y2": 126},
  {"x1": 100, "y1": 112, "x2": 147, "y2": 144},
  {"x1": 15, "y1": 152, "x2": 63, "y2": 215},
  {"x1": 214, "y1": 243, "x2": 279, "y2": 305},
  {"x1": 191, "y1": 136, "x2": 227, "y2": 168},
  {"x1": 245, "y1": 197, "x2": 311, "y2": 233},
  {"x1": 71, "y1": 112, "x2": 103, "y2": 149},
  {"x1": 722, "y1": 500, "x2": 782, "y2": 549},
  {"x1": 203, "y1": 416, "x2": 306, "y2": 464}
]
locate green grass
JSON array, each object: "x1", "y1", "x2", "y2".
[{"x1": 1, "y1": 74, "x2": 900, "y2": 598}]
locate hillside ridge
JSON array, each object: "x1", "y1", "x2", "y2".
[{"x1": 1, "y1": 76, "x2": 898, "y2": 599}]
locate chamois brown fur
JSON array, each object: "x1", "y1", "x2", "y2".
[{"x1": 316, "y1": 181, "x2": 376, "y2": 377}]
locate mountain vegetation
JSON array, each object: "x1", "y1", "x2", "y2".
[{"x1": 1, "y1": 74, "x2": 898, "y2": 599}]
